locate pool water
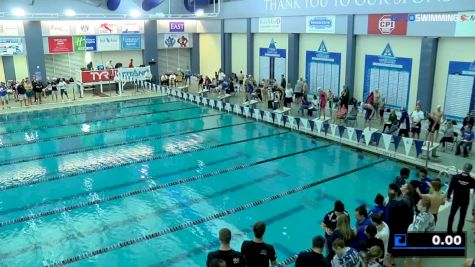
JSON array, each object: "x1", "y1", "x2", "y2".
[{"x1": 0, "y1": 96, "x2": 416, "y2": 266}]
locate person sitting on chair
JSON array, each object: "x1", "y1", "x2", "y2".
[
  {"x1": 299, "y1": 95, "x2": 311, "y2": 116},
  {"x1": 336, "y1": 104, "x2": 348, "y2": 124},
  {"x1": 440, "y1": 120, "x2": 455, "y2": 151},
  {"x1": 456, "y1": 124, "x2": 474, "y2": 157},
  {"x1": 383, "y1": 109, "x2": 399, "y2": 134}
]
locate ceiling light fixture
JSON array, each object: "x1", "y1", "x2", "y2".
[
  {"x1": 195, "y1": 9, "x2": 205, "y2": 17},
  {"x1": 64, "y1": 9, "x2": 76, "y2": 17},
  {"x1": 130, "y1": 9, "x2": 141, "y2": 18},
  {"x1": 12, "y1": 8, "x2": 26, "y2": 17}
]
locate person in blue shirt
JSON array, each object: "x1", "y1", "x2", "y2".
[
  {"x1": 184, "y1": 66, "x2": 192, "y2": 86},
  {"x1": 354, "y1": 205, "x2": 371, "y2": 247},
  {"x1": 0, "y1": 82, "x2": 8, "y2": 108},
  {"x1": 368, "y1": 193, "x2": 385, "y2": 219},
  {"x1": 456, "y1": 124, "x2": 474, "y2": 158}
]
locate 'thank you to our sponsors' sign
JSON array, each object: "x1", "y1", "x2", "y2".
[
  {"x1": 169, "y1": 22, "x2": 185, "y2": 32},
  {"x1": 121, "y1": 35, "x2": 142, "y2": 50},
  {"x1": 306, "y1": 16, "x2": 335, "y2": 33},
  {"x1": 259, "y1": 17, "x2": 282, "y2": 33}
]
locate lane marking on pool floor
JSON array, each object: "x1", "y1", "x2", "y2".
[
  {"x1": 0, "y1": 107, "x2": 217, "y2": 149},
  {"x1": 0, "y1": 151, "x2": 251, "y2": 217},
  {"x1": 0, "y1": 169, "x2": 290, "y2": 259},
  {"x1": 0, "y1": 143, "x2": 330, "y2": 228},
  {"x1": 0, "y1": 96, "x2": 173, "y2": 125},
  {"x1": 44, "y1": 158, "x2": 387, "y2": 267},
  {"x1": 0, "y1": 103, "x2": 196, "y2": 135},
  {"x1": 0, "y1": 129, "x2": 287, "y2": 191},
  {"x1": 0, "y1": 114, "x2": 244, "y2": 167}
]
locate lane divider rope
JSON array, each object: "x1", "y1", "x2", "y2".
[
  {"x1": 0, "y1": 130, "x2": 287, "y2": 192},
  {"x1": 0, "y1": 114, "x2": 234, "y2": 167},
  {"x1": 44, "y1": 158, "x2": 387, "y2": 267},
  {"x1": 0, "y1": 104, "x2": 195, "y2": 135},
  {"x1": 0, "y1": 107, "x2": 212, "y2": 149},
  {"x1": 1, "y1": 144, "x2": 330, "y2": 228},
  {"x1": 0, "y1": 96, "x2": 171, "y2": 125}
]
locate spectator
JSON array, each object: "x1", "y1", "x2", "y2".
[
  {"x1": 363, "y1": 91, "x2": 376, "y2": 128},
  {"x1": 280, "y1": 74, "x2": 286, "y2": 89},
  {"x1": 370, "y1": 213, "x2": 389, "y2": 258},
  {"x1": 363, "y1": 246, "x2": 384, "y2": 267},
  {"x1": 184, "y1": 66, "x2": 192, "y2": 85},
  {"x1": 284, "y1": 84, "x2": 293, "y2": 108},
  {"x1": 241, "y1": 221, "x2": 277, "y2": 267},
  {"x1": 447, "y1": 163, "x2": 475, "y2": 233},
  {"x1": 24, "y1": 78, "x2": 33, "y2": 106},
  {"x1": 331, "y1": 238, "x2": 361, "y2": 267},
  {"x1": 339, "y1": 87, "x2": 349, "y2": 109},
  {"x1": 398, "y1": 108, "x2": 410, "y2": 137},
  {"x1": 455, "y1": 124, "x2": 474, "y2": 157},
  {"x1": 417, "y1": 179, "x2": 445, "y2": 224},
  {"x1": 328, "y1": 214, "x2": 356, "y2": 261},
  {"x1": 354, "y1": 205, "x2": 371, "y2": 247},
  {"x1": 410, "y1": 103, "x2": 424, "y2": 139},
  {"x1": 0, "y1": 82, "x2": 8, "y2": 109},
  {"x1": 237, "y1": 71, "x2": 244, "y2": 92},
  {"x1": 400, "y1": 183, "x2": 415, "y2": 221},
  {"x1": 322, "y1": 200, "x2": 350, "y2": 259},
  {"x1": 411, "y1": 169, "x2": 431, "y2": 197},
  {"x1": 307, "y1": 94, "x2": 319, "y2": 117},
  {"x1": 218, "y1": 69, "x2": 226, "y2": 84},
  {"x1": 383, "y1": 109, "x2": 398, "y2": 134},
  {"x1": 394, "y1": 168, "x2": 410, "y2": 189},
  {"x1": 357, "y1": 224, "x2": 385, "y2": 263},
  {"x1": 128, "y1": 59, "x2": 134, "y2": 68},
  {"x1": 294, "y1": 78, "x2": 304, "y2": 104},
  {"x1": 368, "y1": 194, "x2": 385, "y2": 219},
  {"x1": 299, "y1": 95, "x2": 311, "y2": 116},
  {"x1": 295, "y1": 235, "x2": 329, "y2": 267},
  {"x1": 440, "y1": 120, "x2": 455, "y2": 151},
  {"x1": 207, "y1": 228, "x2": 244, "y2": 267},
  {"x1": 17, "y1": 80, "x2": 27, "y2": 107},
  {"x1": 33, "y1": 79, "x2": 44, "y2": 104},
  {"x1": 59, "y1": 78, "x2": 69, "y2": 101},
  {"x1": 106, "y1": 60, "x2": 114, "y2": 69},
  {"x1": 461, "y1": 112, "x2": 474, "y2": 132},
  {"x1": 405, "y1": 198, "x2": 435, "y2": 267}
]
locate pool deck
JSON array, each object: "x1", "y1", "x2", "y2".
[{"x1": 1, "y1": 83, "x2": 474, "y2": 265}]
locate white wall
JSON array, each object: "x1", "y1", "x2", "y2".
[
  {"x1": 199, "y1": 33, "x2": 221, "y2": 77},
  {"x1": 231, "y1": 33, "x2": 247, "y2": 74}
]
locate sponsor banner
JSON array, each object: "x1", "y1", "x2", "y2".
[
  {"x1": 455, "y1": 11, "x2": 475, "y2": 36},
  {"x1": 169, "y1": 21, "x2": 185, "y2": 32},
  {"x1": 48, "y1": 36, "x2": 73, "y2": 53},
  {"x1": 97, "y1": 35, "x2": 120, "y2": 51},
  {"x1": 258, "y1": 17, "x2": 282, "y2": 33},
  {"x1": 49, "y1": 23, "x2": 71, "y2": 36},
  {"x1": 117, "y1": 66, "x2": 152, "y2": 80},
  {"x1": 306, "y1": 16, "x2": 335, "y2": 33},
  {"x1": 0, "y1": 21, "x2": 20, "y2": 36},
  {"x1": 122, "y1": 21, "x2": 141, "y2": 34},
  {"x1": 98, "y1": 22, "x2": 119, "y2": 34},
  {"x1": 73, "y1": 36, "x2": 97, "y2": 52},
  {"x1": 0, "y1": 38, "x2": 24, "y2": 55},
  {"x1": 75, "y1": 23, "x2": 95, "y2": 35},
  {"x1": 368, "y1": 14, "x2": 407, "y2": 35},
  {"x1": 121, "y1": 35, "x2": 142, "y2": 50},
  {"x1": 164, "y1": 33, "x2": 190, "y2": 48},
  {"x1": 81, "y1": 69, "x2": 116, "y2": 83}
]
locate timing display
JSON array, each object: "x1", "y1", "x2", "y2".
[{"x1": 391, "y1": 232, "x2": 466, "y2": 257}]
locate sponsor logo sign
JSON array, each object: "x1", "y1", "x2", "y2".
[
  {"x1": 306, "y1": 16, "x2": 335, "y2": 33},
  {"x1": 368, "y1": 14, "x2": 407, "y2": 35},
  {"x1": 169, "y1": 22, "x2": 185, "y2": 32},
  {"x1": 97, "y1": 35, "x2": 120, "y2": 51},
  {"x1": 48, "y1": 36, "x2": 73, "y2": 53},
  {"x1": 81, "y1": 69, "x2": 116, "y2": 83},
  {"x1": 73, "y1": 36, "x2": 97, "y2": 51},
  {"x1": 259, "y1": 17, "x2": 282, "y2": 33}
]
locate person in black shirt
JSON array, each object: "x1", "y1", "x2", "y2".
[
  {"x1": 209, "y1": 258, "x2": 226, "y2": 267},
  {"x1": 321, "y1": 200, "x2": 350, "y2": 261},
  {"x1": 33, "y1": 80, "x2": 44, "y2": 104},
  {"x1": 295, "y1": 235, "x2": 328, "y2": 267},
  {"x1": 280, "y1": 74, "x2": 286, "y2": 89},
  {"x1": 207, "y1": 228, "x2": 244, "y2": 267},
  {"x1": 394, "y1": 167, "x2": 410, "y2": 189},
  {"x1": 241, "y1": 221, "x2": 277, "y2": 267},
  {"x1": 357, "y1": 224, "x2": 385, "y2": 263},
  {"x1": 447, "y1": 163, "x2": 475, "y2": 233}
]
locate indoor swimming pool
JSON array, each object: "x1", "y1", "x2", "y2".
[{"x1": 0, "y1": 96, "x2": 418, "y2": 266}]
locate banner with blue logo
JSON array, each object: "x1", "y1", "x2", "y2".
[
  {"x1": 363, "y1": 43, "x2": 412, "y2": 110},
  {"x1": 121, "y1": 35, "x2": 142, "y2": 50},
  {"x1": 443, "y1": 60, "x2": 475, "y2": 120},
  {"x1": 306, "y1": 16, "x2": 336, "y2": 33},
  {"x1": 259, "y1": 39, "x2": 287, "y2": 81},
  {"x1": 305, "y1": 41, "x2": 341, "y2": 95}
]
